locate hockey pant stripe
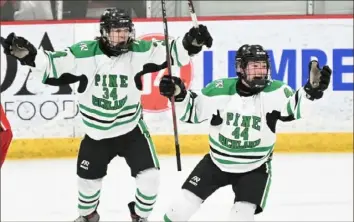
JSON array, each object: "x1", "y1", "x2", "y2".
[
  {"x1": 260, "y1": 161, "x2": 272, "y2": 209},
  {"x1": 137, "y1": 119, "x2": 160, "y2": 168}
]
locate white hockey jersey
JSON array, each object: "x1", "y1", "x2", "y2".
[
  {"x1": 175, "y1": 78, "x2": 317, "y2": 173},
  {"x1": 30, "y1": 37, "x2": 190, "y2": 140}
]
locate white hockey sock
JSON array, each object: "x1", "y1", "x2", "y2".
[
  {"x1": 77, "y1": 177, "x2": 102, "y2": 216},
  {"x1": 164, "y1": 189, "x2": 202, "y2": 222},
  {"x1": 135, "y1": 168, "x2": 160, "y2": 218},
  {"x1": 228, "y1": 201, "x2": 256, "y2": 221}
]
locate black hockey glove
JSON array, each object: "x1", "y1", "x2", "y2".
[
  {"x1": 0, "y1": 32, "x2": 37, "y2": 67},
  {"x1": 159, "y1": 75, "x2": 187, "y2": 102},
  {"x1": 210, "y1": 110, "x2": 223, "y2": 126},
  {"x1": 182, "y1": 24, "x2": 213, "y2": 56},
  {"x1": 303, "y1": 60, "x2": 332, "y2": 100}
]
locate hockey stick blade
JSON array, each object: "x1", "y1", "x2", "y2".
[{"x1": 310, "y1": 61, "x2": 321, "y2": 88}]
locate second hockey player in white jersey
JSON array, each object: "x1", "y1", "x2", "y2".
[
  {"x1": 1, "y1": 8, "x2": 213, "y2": 222},
  {"x1": 159, "y1": 44, "x2": 331, "y2": 221}
]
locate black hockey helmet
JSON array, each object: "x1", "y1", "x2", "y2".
[
  {"x1": 99, "y1": 8, "x2": 135, "y2": 56},
  {"x1": 235, "y1": 44, "x2": 271, "y2": 90}
]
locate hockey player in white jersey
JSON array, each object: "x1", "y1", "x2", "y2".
[
  {"x1": 1, "y1": 8, "x2": 213, "y2": 222},
  {"x1": 159, "y1": 44, "x2": 331, "y2": 221}
]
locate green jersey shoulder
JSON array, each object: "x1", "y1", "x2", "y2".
[
  {"x1": 201, "y1": 77, "x2": 238, "y2": 97},
  {"x1": 263, "y1": 79, "x2": 295, "y2": 98},
  {"x1": 69, "y1": 40, "x2": 103, "y2": 58},
  {"x1": 67, "y1": 38, "x2": 171, "y2": 57},
  {"x1": 201, "y1": 77, "x2": 294, "y2": 99},
  {"x1": 68, "y1": 39, "x2": 153, "y2": 57},
  {"x1": 130, "y1": 38, "x2": 171, "y2": 52}
]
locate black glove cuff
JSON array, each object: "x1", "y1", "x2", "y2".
[
  {"x1": 20, "y1": 55, "x2": 36, "y2": 67},
  {"x1": 174, "y1": 89, "x2": 187, "y2": 102},
  {"x1": 304, "y1": 82, "x2": 323, "y2": 100},
  {"x1": 169, "y1": 76, "x2": 187, "y2": 102}
]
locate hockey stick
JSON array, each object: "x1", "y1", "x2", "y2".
[
  {"x1": 160, "y1": 0, "x2": 182, "y2": 171},
  {"x1": 187, "y1": 0, "x2": 199, "y2": 28}
]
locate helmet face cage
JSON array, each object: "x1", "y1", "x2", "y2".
[
  {"x1": 235, "y1": 45, "x2": 271, "y2": 89},
  {"x1": 100, "y1": 8, "x2": 135, "y2": 55},
  {"x1": 101, "y1": 23, "x2": 135, "y2": 47}
]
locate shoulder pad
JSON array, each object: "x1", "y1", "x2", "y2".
[
  {"x1": 263, "y1": 80, "x2": 294, "y2": 98},
  {"x1": 130, "y1": 39, "x2": 153, "y2": 53},
  {"x1": 263, "y1": 80, "x2": 286, "y2": 93},
  {"x1": 202, "y1": 78, "x2": 238, "y2": 97},
  {"x1": 69, "y1": 40, "x2": 103, "y2": 58}
]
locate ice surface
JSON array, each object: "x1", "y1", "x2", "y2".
[{"x1": 1, "y1": 154, "x2": 353, "y2": 221}]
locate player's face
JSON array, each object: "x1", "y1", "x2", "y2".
[
  {"x1": 245, "y1": 61, "x2": 268, "y2": 81},
  {"x1": 108, "y1": 27, "x2": 130, "y2": 46}
]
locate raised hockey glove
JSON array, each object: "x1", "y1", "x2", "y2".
[
  {"x1": 303, "y1": 60, "x2": 332, "y2": 100},
  {"x1": 182, "y1": 24, "x2": 213, "y2": 56},
  {"x1": 0, "y1": 32, "x2": 37, "y2": 67},
  {"x1": 159, "y1": 75, "x2": 187, "y2": 102}
]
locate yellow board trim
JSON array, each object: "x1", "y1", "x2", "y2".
[{"x1": 6, "y1": 133, "x2": 353, "y2": 159}]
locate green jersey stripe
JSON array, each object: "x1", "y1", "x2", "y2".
[
  {"x1": 209, "y1": 135, "x2": 274, "y2": 153},
  {"x1": 82, "y1": 104, "x2": 142, "y2": 130},
  {"x1": 210, "y1": 151, "x2": 271, "y2": 164},
  {"x1": 210, "y1": 143, "x2": 271, "y2": 157},
  {"x1": 79, "y1": 103, "x2": 139, "y2": 119}
]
